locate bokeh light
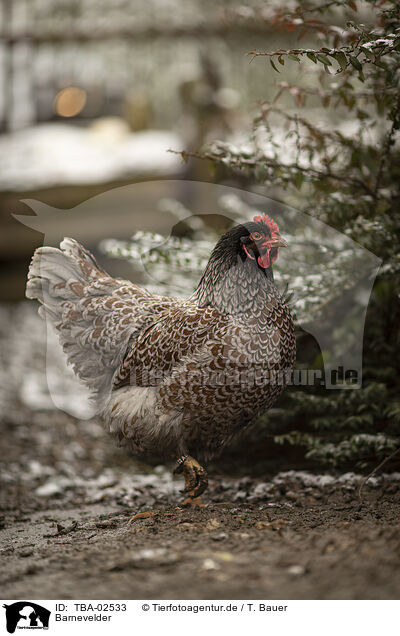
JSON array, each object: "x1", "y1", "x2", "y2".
[{"x1": 54, "y1": 87, "x2": 87, "y2": 118}]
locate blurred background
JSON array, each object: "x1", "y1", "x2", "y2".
[
  {"x1": 0, "y1": 0, "x2": 322, "y2": 503},
  {"x1": 0, "y1": 0, "x2": 329, "y2": 300},
  {"x1": 1, "y1": 0, "x2": 400, "y2": 603},
  {"x1": 1, "y1": 0, "x2": 399, "y2": 498}
]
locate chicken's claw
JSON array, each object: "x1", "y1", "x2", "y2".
[
  {"x1": 179, "y1": 496, "x2": 205, "y2": 508},
  {"x1": 180, "y1": 456, "x2": 208, "y2": 500}
]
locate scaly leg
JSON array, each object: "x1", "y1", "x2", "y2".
[
  {"x1": 175, "y1": 455, "x2": 208, "y2": 506},
  {"x1": 128, "y1": 454, "x2": 208, "y2": 523}
]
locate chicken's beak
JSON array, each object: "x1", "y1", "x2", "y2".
[{"x1": 268, "y1": 236, "x2": 288, "y2": 248}]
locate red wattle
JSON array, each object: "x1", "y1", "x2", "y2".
[{"x1": 257, "y1": 252, "x2": 271, "y2": 268}]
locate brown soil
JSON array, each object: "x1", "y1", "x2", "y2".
[
  {"x1": 1, "y1": 303, "x2": 399, "y2": 600},
  {"x1": 1, "y1": 408, "x2": 400, "y2": 600}
]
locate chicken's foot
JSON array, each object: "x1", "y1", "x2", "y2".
[
  {"x1": 128, "y1": 455, "x2": 208, "y2": 523},
  {"x1": 175, "y1": 455, "x2": 208, "y2": 504},
  {"x1": 179, "y1": 495, "x2": 204, "y2": 508}
]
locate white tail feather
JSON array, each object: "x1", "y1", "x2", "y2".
[{"x1": 26, "y1": 238, "x2": 143, "y2": 403}]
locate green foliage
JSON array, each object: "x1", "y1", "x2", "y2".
[
  {"x1": 182, "y1": 2, "x2": 400, "y2": 283},
  {"x1": 221, "y1": 0, "x2": 400, "y2": 472},
  {"x1": 104, "y1": 1, "x2": 400, "y2": 472}
]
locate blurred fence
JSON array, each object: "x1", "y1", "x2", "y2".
[
  {"x1": 0, "y1": 0, "x2": 287, "y2": 132},
  {"x1": 0, "y1": 0, "x2": 304, "y2": 301}
]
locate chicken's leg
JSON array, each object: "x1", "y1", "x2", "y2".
[
  {"x1": 175, "y1": 455, "x2": 208, "y2": 507},
  {"x1": 128, "y1": 455, "x2": 207, "y2": 523}
]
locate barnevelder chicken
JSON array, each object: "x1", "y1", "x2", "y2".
[{"x1": 26, "y1": 213, "x2": 296, "y2": 509}]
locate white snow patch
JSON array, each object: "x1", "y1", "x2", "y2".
[{"x1": 0, "y1": 122, "x2": 183, "y2": 191}]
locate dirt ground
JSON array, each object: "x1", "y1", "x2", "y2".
[
  {"x1": 0, "y1": 304, "x2": 399, "y2": 601},
  {"x1": 2, "y1": 403, "x2": 400, "y2": 601}
]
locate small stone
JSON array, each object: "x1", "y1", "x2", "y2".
[
  {"x1": 109, "y1": 548, "x2": 180, "y2": 571},
  {"x1": 287, "y1": 565, "x2": 305, "y2": 576},
  {"x1": 179, "y1": 522, "x2": 198, "y2": 531},
  {"x1": 211, "y1": 532, "x2": 227, "y2": 541},
  {"x1": 206, "y1": 518, "x2": 220, "y2": 531},
  {"x1": 269, "y1": 519, "x2": 289, "y2": 531},
  {"x1": 202, "y1": 558, "x2": 219, "y2": 571},
  {"x1": 35, "y1": 481, "x2": 62, "y2": 497}
]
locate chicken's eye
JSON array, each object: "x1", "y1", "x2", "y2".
[{"x1": 251, "y1": 232, "x2": 262, "y2": 241}]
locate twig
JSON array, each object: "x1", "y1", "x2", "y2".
[
  {"x1": 299, "y1": 0, "x2": 356, "y2": 14},
  {"x1": 249, "y1": 46, "x2": 346, "y2": 58},
  {"x1": 374, "y1": 96, "x2": 400, "y2": 197},
  {"x1": 358, "y1": 446, "x2": 400, "y2": 501},
  {"x1": 271, "y1": 83, "x2": 397, "y2": 102},
  {"x1": 256, "y1": 104, "x2": 357, "y2": 148}
]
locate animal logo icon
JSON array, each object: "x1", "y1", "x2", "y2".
[{"x1": 2, "y1": 602, "x2": 51, "y2": 633}]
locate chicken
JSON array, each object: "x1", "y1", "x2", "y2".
[{"x1": 26, "y1": 213, "x2": 295, "y2": 507}]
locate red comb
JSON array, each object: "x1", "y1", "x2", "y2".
[{"x1": 253, "y1": 213, "x2": 280, "y2": 238}]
